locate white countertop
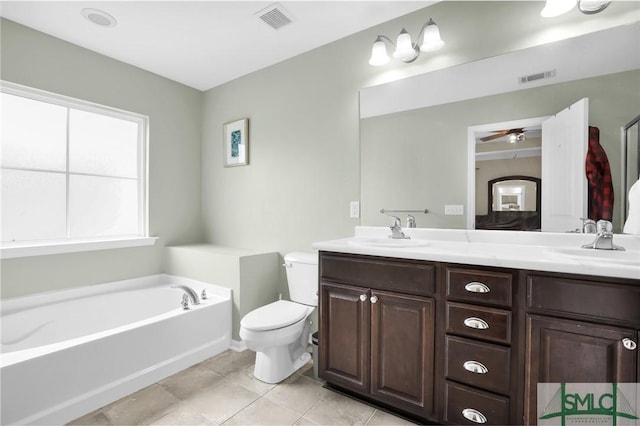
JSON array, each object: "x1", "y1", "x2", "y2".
[{"x1": 312, "y1": 227, "x2": 640, "y2": 281}]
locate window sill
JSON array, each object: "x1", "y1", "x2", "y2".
[{"x1": 0, "y1": 237, "x2": 158, "y2": 259}]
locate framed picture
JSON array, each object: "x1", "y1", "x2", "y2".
[{"x1": 223, "y1": 118, "x2": 249, "y2": 167}]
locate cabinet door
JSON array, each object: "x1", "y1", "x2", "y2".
[
  {"x1": 370, "y1": 290, "x2": 435, "y2": 419},
  {"x1": 319, "y1": 282, "x2": 370, "y2": 393},
  {"x1": 525, "y1": 315, "x2": 638, "y2": 424}
]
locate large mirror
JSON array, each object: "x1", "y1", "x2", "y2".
[{"x1": 360, "y1": 22, "x2": 640, "y2": 233}]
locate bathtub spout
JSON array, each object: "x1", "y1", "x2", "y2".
[{"x1": 171, "y1": 285, "x2": 200, "y2": 306}]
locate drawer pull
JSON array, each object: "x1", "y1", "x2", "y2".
[
  {"x1": 463, "y1": 317, "x2": 489, "y2": 330},
  {"x1": 464, "y1": 282, "x2": 490, "y2": 293},
  {"x1": 462, "y1": 408, "x2": 487, "y2": 424},
  {"x1": 359, "y1": 294, "x2": 367, "y2": 302},
  {"x1": 463, "y1": 360, "x2": 488, "y2": 374},
  {"x1": 622, "y1": 338, "x2": 637, "y2": 350}
]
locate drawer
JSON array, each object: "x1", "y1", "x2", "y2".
[
  {"x1": 320, "y1": 252, "x2": 435, "y2": 296},
  {"x1": 447, "y1": 267, "x2": 513, "y2": 307},
  {"x1": 444, "y1": 381, "x2": 510, "y2": 425},
  {"x1": 445, "y1": 336, "x2": 511, "y2": 395},
  {"x1": 527, "y1": 273, "x2": 640, "y2": 327},
  {"x1": 446, "y1": 302, "x2": 512, "y2": 345}
]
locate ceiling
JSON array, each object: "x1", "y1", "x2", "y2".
[{"x1": 0, "y1": 1, "x2": 435, "y2": 91}]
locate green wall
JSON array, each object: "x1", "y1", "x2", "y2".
[
  {"x1": 1, "y1": 1, "x2": 638, "y2": 299},
  {"x1": 1, "y1": 18, "x2": 203, "y2": 298}
]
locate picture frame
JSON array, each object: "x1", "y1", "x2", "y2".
[{"x1": 223, "y1": 118, "x2": 249, "y2": 167}]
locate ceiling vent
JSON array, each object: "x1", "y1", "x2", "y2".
[
  {"x1": 256, "y1": 3, "x2": 293, "y2": 30},
  {"x1": 519, "y1": 69, "x2": 556, "y2": 84}
]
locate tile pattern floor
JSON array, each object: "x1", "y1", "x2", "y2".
[{"x1": 69, "y1": 349, "x2": 415, "y2": 425}]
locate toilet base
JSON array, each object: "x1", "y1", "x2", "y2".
[{"x1": 253, "y1": 349, "x2": 311, "y2": 384}]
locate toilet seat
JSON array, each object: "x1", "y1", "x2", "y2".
[{"x1": 241, "y1": 300, "x2": 309, "y2": 332}]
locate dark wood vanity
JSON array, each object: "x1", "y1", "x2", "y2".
[{"x1": 317, "y1": 251, "x2": 640, "y2": 425}]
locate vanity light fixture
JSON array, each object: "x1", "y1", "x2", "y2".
[
  {"x1": 368, "y1": 18, "x2": 444, "y2": 66},
  {"x1": 540, "y1": 0, "x2": 611, "y2": 17}
]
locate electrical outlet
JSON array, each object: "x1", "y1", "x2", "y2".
[
  {"x1": 445, "y1": 204, "x2": 464, "y2": 215},
  {"x1": 350, "y1": 201, "x2": 360, "y2": 218}
]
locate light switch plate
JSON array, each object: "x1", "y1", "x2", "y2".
[
  {"x1": 350, "y1": 201, "x2": 360, "y2": 218},
  {"x1": 445, "y1": 205, "x2": 464, "y2": 215}
]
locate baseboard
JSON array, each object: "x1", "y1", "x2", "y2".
[{"x1": 230, "y1": 339, "x2": 247, "y2": 352}]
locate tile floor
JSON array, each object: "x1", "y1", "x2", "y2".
[{"x1": 68, "y1": 349, "x2": 415, "y2": 425}]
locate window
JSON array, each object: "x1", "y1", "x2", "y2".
[{"x1": 1, "y1": 82, "x2": 151, "y2": 255}]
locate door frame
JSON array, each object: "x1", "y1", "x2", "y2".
[{"x1": 467, "y1": 116, "x2": 549, "y2": 229}]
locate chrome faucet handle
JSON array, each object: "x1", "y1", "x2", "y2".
[
  {"x1": 579, "y1": 218, "x2": 597, "y2": 234},
  {"x1": 388, "y1": 215, "x2": 410, "y2": 239},
  {"x1": 180, "y1": 293, "x2": 190, "y2": 310},
  {"x1": 201, "y1": 289, "x2": 208, "y2": 300},
  {"x1": 407, "y1": 215, "x2": 416, "y2": 228},
  {"x1": 596, "y1": 219, "x2": 613, "y2": 235}
]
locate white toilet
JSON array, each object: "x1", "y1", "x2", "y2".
[{"x1": 239, "y1": 251, "x2": 318, "y2": 384}]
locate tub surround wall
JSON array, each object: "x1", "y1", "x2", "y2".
[
  {"x1": 164, "y1": 244, "x2": 280, "y2": 341},
  {"x1": 0, "y1": 18, "x2": 203, "y2": 298}
]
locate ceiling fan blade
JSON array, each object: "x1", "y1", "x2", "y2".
[{"x1": 480, "y1": 132, "x2": 508, "y2": 142}]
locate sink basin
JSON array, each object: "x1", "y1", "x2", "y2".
[
  {"x1": 548, "y1": 247, "x2": 639, "y2": 265},
  {"x1": 347, "y1": 237, "x2": 430, "y2": 248}
]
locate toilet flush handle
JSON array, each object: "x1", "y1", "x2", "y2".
[{"x1": 283, "y1": 262, "x2": 292, "y2": 268}]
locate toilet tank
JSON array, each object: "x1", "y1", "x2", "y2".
[{"x1": 284, "y1": 252, "x2": 318, "y2": 307}]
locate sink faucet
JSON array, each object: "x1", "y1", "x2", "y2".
[
  {"x1": 581, "y1": 220, "x2": 625, "y2": 251},
  {"x1": 580, "y1": 218, "x2": 597, "y2": 234},
  {"x1": 171, "y1": 285, "x2": 201, "y2": 307},
  {"x1": 389, "y1": 216, "x2": 410, "y2": 239},
  {"x1": 407, "y1": 215, "x2": 416, "y2": 228}
]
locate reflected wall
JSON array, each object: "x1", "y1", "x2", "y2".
[{"x1": 360, "y1": 70, "x2": 640, "y2": 232}]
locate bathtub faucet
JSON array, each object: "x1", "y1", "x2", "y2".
[{"x1": 171, "y1": 285, "x2": 201, "y2": 308}]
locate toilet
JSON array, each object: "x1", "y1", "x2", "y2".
[{"x1": 239, "y1": 251, "x2": 318, "y2": 384}]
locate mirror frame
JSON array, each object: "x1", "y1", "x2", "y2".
[
  {"x1": 621, "y1": 113, "x2": 640, "y2": 225},
  {"x1": 488, "y1": 175, "x2": 541, "y2": 213}
]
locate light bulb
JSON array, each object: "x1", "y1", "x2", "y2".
[
  {"x1": 420, "y1": 19, "x2": 444, "y2": 52},
  {"x1": 369, "y1": 37, "x2": 390, "y2": 66}
]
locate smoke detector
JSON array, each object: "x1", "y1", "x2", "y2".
[{"x1": 255, "y1": 3, "x2": 293, "y2": 30}]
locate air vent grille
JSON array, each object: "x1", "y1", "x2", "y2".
[
  {"x1": 257, "y1": 4, "x2": 292, "y2": 30},
  {"x1": 519, "y1": 69, "x2": 556, "y2": 84}
]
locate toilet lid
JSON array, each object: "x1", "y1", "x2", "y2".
[{"x1": 241, "y1": 300, "x2": 309, "y2": 331}]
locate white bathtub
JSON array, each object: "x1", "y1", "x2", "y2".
[{"x1": 0, "y1": 274, "x2": 232, "y2": 425}]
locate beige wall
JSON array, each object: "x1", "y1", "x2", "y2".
[
  {"x1": 202, "y1": 1, "x2": 639, "y2": 259},
  {"x1": 361, "y1": 70, "x2": 640, "y2": 230},
  {"x1": 1, "y1": 19, "x2": 204, "y2": 298}
]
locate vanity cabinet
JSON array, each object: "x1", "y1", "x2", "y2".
[
  {"x1": 317, "y1": 250, "x2": 639, "y2": 425},
  {"x1": 318, "y1": 253, "x2": 436, "y2": 420},
  {"x1": 524, "y1": 272, "x2": 640, "y2": 424},
  {"x1": 443, "y1": 266, "x2": 520, "y2": 425}
]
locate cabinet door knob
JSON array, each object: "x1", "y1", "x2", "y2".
[
  {"x1": 463, "y1": 317, "x2": 489, "y2": 330},
  {"x1": 463, "y1": 360, "x2": 489, "y2": 374},
  {"x1": 462, "y1": 408, "x2": 487, "y2": 424},
  {"x1": 622, "y1": 338, "x2": 637, "y2": 350},
  {"x1": 370, "y1": 295, "x2": 378, "y2": 304},
  {"x1": 359, "y1": 294, "x2": 367, "y2": 302},
  {"x1": 464, "y1": 282, "x2": 490, "y2": 293}
]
